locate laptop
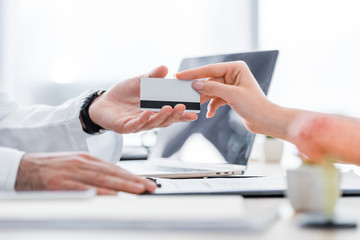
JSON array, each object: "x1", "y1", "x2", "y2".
[{"x1": 118, "y1": 50, "x2": 279, "y2": 178}]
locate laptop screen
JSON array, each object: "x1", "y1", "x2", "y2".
[{"x1": 150, "y1": 50, "x2": 278, "y2": 166}]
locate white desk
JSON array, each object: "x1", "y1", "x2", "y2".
[
  {"x1": 0, "y1": 160, "x2": 359, "y2": 240},
  {"x1": 0, "y1": 197, "x2": 359, "y2": 240}
]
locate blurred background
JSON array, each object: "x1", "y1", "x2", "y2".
[{"x1": 1, "y1": 0, "x2": 360, "y2": 163}]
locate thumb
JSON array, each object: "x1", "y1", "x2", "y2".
[
  {"x1": 192, "y1": 80, "x2": 235, "y2": 103},
  {"x1": 145, "y1": 65, "x2": 169, "y2": 78}
]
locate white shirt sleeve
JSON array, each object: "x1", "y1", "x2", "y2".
[
  {"x1": 0, "y1": 147, "x2": 24, "y2": 191},
  {"x1": 0, "y1": 91, "x2": 123, "y2": 191}
]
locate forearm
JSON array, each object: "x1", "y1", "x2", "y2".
[
  {"x1": 291, "y1": 114, "x2": 360, "y2": 164},
  {"x1": 253, "y1": 103, "x2": 360, "y2": 165},
  {"x1": 247, "y1": 101, "x2": 314, "y2": 142}
]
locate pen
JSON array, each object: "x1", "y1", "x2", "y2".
[{"x1": 146, "y1": 177, "x2": 162, "y2": 188}]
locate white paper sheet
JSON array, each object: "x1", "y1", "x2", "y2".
[{"x1": 154, "y1": 170, "x2": 360, "y2": 195}]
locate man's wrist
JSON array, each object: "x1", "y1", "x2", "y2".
[
  {"x1": 15, "y1": 153, "x2": 35, "y2": 191},
  {"x1": 80, "y1": 90, "x2": 106, "y2": 134}
]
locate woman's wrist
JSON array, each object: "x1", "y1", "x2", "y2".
[
  {"x1": 251, "y1": 101, "x2": 303, "y2": 141},
  {"x1": 268, "y1": 105, "x2": 311, "y2": 141}
]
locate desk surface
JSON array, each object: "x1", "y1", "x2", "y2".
[
  {"x1": 0, "y1": 197, "x2": 359, "y2": 240},
  {"x1": 0, "y1": 160, "x2": 359, "y2": 240}
]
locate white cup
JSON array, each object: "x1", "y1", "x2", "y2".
[
  {"x1": 263, "y1": 137, "x2": 284, "y2": 163},
  {"x1": 286, "y1": 164, "x2": 341, "y2": 213}
]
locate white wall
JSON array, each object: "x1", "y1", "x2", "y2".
[
  {"x1": 259, "y1": 0, "x2": 360, "y2": 118},
  {"x1": 1, "y1": 0, "x2": 255, "y2": 106},
  {"x1": 0, "y1": 0, "x2": 4, "y2": 84}
]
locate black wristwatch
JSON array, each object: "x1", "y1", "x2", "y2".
[{"x1": 80, "y1": 90, "x2": 106, "y2": 134}]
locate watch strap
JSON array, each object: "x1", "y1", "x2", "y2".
[{"x1": 80, "y1": 90, "x2": 106, "y2": 134}]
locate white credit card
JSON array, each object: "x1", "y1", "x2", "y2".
[{"x1": 140, "y1": 77, "x2": 200, "y2": 113}]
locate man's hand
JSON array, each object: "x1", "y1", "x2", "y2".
[
  {"x1": 15, "y1": 152, "x2": 157, "y2": 195},
  {"x1": 88, "y1": 66, "x2": 198, "y2": 134}
]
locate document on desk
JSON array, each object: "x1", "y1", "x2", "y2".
[
  {"x1": 153, "y1": 170, "x2": 360, "y2": 196},
  {"x1": 339, "y1": 170, "x2": 360, "y2": 195},
  {"x1": 154, "y1": 176, "x2": 287, "y2": 196}
]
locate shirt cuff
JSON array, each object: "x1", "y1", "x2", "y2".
[{"x1": 0, "y1": 147, "x2": 25, "y2": 191}]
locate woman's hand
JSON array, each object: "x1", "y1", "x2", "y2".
[{"x1": 176, "y1": 61, "x2": 292, "y2": 138}]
